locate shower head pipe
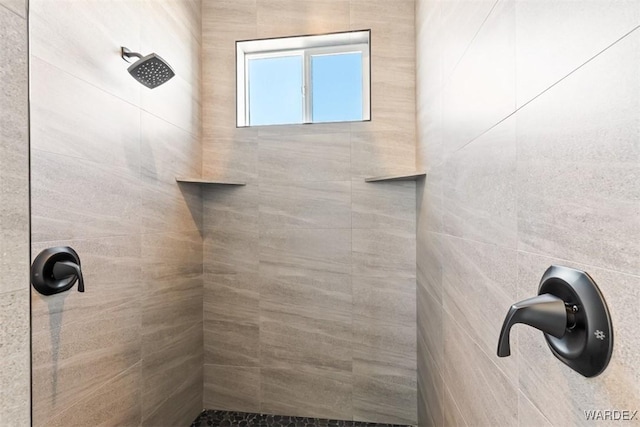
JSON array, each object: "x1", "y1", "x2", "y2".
[{"x1": 121, "y1": 46, "x2": 143, "y2": 62}]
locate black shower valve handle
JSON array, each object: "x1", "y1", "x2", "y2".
[
  {"x1": 31, "y1": 246, "x2": 85, "y2": 296},
  {"x1": 496, "y1": 265, "x2": 613, "y2": 378},
  {"x1": 497, "y1": 293, "x2": 568, "y2": 357},
  {"x1": 52, "y1": 260, "x2": 84, "y2": 292}
]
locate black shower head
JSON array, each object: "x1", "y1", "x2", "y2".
[{"x1": 121, "y1": 47, "x2": 175, "y2": 89}]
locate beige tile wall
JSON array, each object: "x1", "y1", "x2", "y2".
[
  {"x1": 416, "y1": 0, "x2": 640, "y2": 425},
  {"x1": 29, "y1": 0, "x2": 203, "y2": 425},
  {"x1": 201, "y1": 0, "x2": 417, "y2": 423},
  {"x1": 0, "y1": 0, "x2": 30, "y2": 424}
]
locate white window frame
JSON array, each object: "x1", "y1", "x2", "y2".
[{"x1": 236, "y1": 30, "x2": 370, "y2": 127}]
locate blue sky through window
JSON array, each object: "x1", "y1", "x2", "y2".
[
  {"x1": 248, "y1": 52, "x2": 363, "y2": 126},
  {"x1": 248, "y1": 55, "x2": 303, "y2": 126},
  {"x1": 312, "y1": 52, "x2": 363, "y2": 123}
]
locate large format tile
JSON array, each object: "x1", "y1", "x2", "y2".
[
  {"x1": 260, "y1": 228, "x2": 351, "y2": 276},
  {"x1": 417, "y1": 327, "x2": 443, "y2": 427},
  {"x1": 0, "y1": 4, "x2": 28, "y2": 155},
  {"x1": 30, "y1": 0, "x2": 142, "y2": 105},
  {"x1": 350, "y1": 131, "x2": 415, "y2": 178},
  {"x1": 30, "y1": 57, "x2": 140, "y2": 174},
  {"x1": 31, "y1": 235, "x2": 142, "y2": 330},
  {"x1": 441, "y1": 235, "x2": 518, "y2": 383},
  {"x1": 256, "y1": 0, "x2": 350, "y2": 39},
  {"x1": 352, "y1": 315, "x2": 416, "y2": 425},
  {"x1": 443, "y1": 383, "x2": 467, "y2": 427},
  {"x1": 439, "y1": 0, "x2": 499, "y2": 80},
  {"x1": 349, "y1": 0, "x2": 414, "y2": 61},
  {"x1": 417, "y1": 230, "x2": 444, "y2": 302},
  {"x1": 261, "y1": 365, "x2": 352, "y2": 420},
  {"x1": 442, "y1": 0, "x2": 515, "y2": 154},
  {"x1": 516, "y1": 30, "x2": 640, "y2": 276},
  {"x1": 141, "y1": 231, "x2": 203, "y2": 356},
  {"x1": 518, "y1": 392, "x2": 551, "y2": 427},
  {"x1": 353, "y1": 317, "x2": 416, "y2": 379},
  {"x1": 32, "y1": 298, "x2": 141, "y2": 425},
  {"x1": 417, "y1": 167, "x2": 443, "y2": 235},
  {"x1": 442, "y1": 117, "x2": 517, "y2": 249},
  {"x1": 204, "y1": 365, "x2": 261, "y2": 413},
  {"x1": 141, "y1": 111, "x2": 201, "y2": 181},
  {"x1": 203, "y1": 184, "x2": 259, "y2": 230},
  {"x1": 205, "y1": 273, "x2": 260, "y2": 325},
  {"x1": 260, "y1": 180, "x2": 351, "y2": 229},
  {"x1": 142, "y1": 366, "x2": 203, "y2": 427},
  {"x1": 417, "y1": 270, "x2": 442, "y2": 374},
  {"x1": 352, "y1": 179, "x2": 415, "y2": 231},
  {"x1": 416, "y1": 89, "x2": 443, "y2": 172},
  {"x1": 31, "y1": 150, "x2": 141, "y2": 242},
  {"x1": 353, "y1": 373, "x2": 417, "y2": 425},
  {"x1": 0, "y1": 3, "x2": 28, "y2": 298},
  {"x1": 141, "y1": 0, "x2": 201, "y2": 86},
  {"x1": 259, "y1": 133, "x2": 351, "y2": 182},
  {"x1": 202, "y1": 135, "x2": 259, "y2": 183},
  {"x1": 204, "y1": 319, "x2": 260, "y2": 367},
  {"x1": 260, "y1": 271, "x2": 352, "y2": 370},
  {"x1": 353, "y1": 276, "x2": 415, "y2": 326},
  {"x1": 443, "y1": 313, "x2": 518, "y2": 427},
  {"x1": 204, "y1": 228, "x2": 260, "y2": 274},
  {"x1": 0, "y1": 0, "x2": 26, "y2": 17},
  {"x1": 352, "y1": 229, "x2": 415, "y2": 278},
  {"x1": 516, "y1": 0, "x2": 640, "y2": 106},
  {"x1": 202, "y1": 0, "x2": 257, "y2": 33},
  {"x1": 204, "y1": 274, "x2": 259, "y2": 367},
  {"x1": 45, "y1": 363, "x2": 142, "y2": 427},
  {"x1": 517, "y1": 251, "x2": 640, "y2": 425},
  {"x1": 140, "y1": 112, "x2": 202, "y2": 233},
  {"x1": 141, "y1": 75, "x2": 201, "y2": 138},
  {"x1": 0, "y1": 289, "x2": 30, "y2": 423},
  {"x1": 142, "y1": 322, "x2": 203, "y2": 421}
]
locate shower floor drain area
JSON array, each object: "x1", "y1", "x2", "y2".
[{"x1": 190, "y1": 410, "x2": 412, "y2": 427}]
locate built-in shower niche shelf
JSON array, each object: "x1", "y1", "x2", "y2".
[
  {"x1": 364, "y1": 171, "x2": 426, "y2": 182},
  {"x1": 175, "y1": 177, "x2": 246, "y2": 186}
]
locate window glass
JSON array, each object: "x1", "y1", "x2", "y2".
[
  {"x1": 311, "y1": 52, "x2": 363, "y2": 123},
  {"x1": 237, "y1": 30, "x2": 370, "y2": 127},
  {"x1": 248, "y1": 55, "x2": 303, "y2": 126}
]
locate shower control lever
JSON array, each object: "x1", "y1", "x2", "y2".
[
  {"x1": 52, "y1": 260, "x2": 84, "y2": 293},
  {"x1": 497, "y1": 294, "x2": 568, "y2": 357},
  {"x1": 31, "y1": 246, "x2": 85, "y2": 295},
  {"x1": 497, "y1": 265, "x2": 613, "y2": 377}
]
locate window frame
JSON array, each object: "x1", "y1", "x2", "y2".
[{"x1": 236, "y1": 30, "x2": 371, "y2": 127}]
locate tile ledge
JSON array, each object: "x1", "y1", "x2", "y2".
[
  {"x1": 364, "y1": 171, "x2": 426, "y2": 182},
  {"x1": 175, "y1": 177, "x2": 246, "y2": 186}
]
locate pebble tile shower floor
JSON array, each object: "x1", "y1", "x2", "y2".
[{"x1": 190, "y1": 411, "x2": 412, "y2": 427}]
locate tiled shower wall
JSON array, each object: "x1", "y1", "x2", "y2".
[
  {"x1": 0, "y1": 0, "x2": 29, "y2": 424},
  {"x1": 29, "y1": 0, "x2": 203, "y2": 425},
  {"x1": 201, "y1": 0, "x2": 417, "y2": 424},
  {"x1": 416, "y1": 0, "x2": 640, "y2": 425}
]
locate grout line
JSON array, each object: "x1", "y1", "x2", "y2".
[
  {"x1": 0, "y1": 1, "x2": 26, "y2": 19},
  {"x1": 446, "y1": 0, "x2": 500, "y2": 84},
  {"x1": 424, "y1": 230, "x2": 640, "y2": 279},
  {"x1": 443, "y1": 22, "x2": 640, "y2": 158},
  {"x1": 30, "y1": 55, "x2": 200, "y2": 139},
  {"x1": 518, "y1": 390, "x2": 554, "y2": 426},
  {"x1": 441, "y1": 302, "x2": 515, "y2": 389}
]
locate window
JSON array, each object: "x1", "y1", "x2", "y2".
[{"x1": 236, "y1": 30, "x2": 370, "y2": 127}]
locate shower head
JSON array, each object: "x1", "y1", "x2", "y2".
[{"x1": 121, "y1": 47, "x2": 175, "y2": 89}]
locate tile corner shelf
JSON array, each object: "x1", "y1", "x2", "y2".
[
  {"x1": 175, "y1": 177, "x2": 246, "y2": 186},
  {"x1": 364, "y1": 171, "x2": 426, "y2": 182}
]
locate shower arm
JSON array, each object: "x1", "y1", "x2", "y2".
[{"x1": 121, "y1": 47, "x2": 143, "y2": 63}]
